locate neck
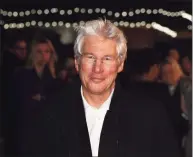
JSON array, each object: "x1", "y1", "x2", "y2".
[
  {"x1": 34, "y1": 63, "x2": 45, "y2": 74},
  {"x1": 10, "y1": 50, "x2": 25, "y2": 60},
  {"x1": 82, "y1": 84, "x2": 115, "y2": 109}
]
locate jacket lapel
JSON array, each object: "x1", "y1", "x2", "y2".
[
  {"x1": 98, "y1": 82, "x2": 123, "y2": 157},
  {"x1": 68, "y1": 80, "x2": 124, "y2": 157},
  {"x1": 68, "y1": 81, "x2": 92, "y2": 157}
]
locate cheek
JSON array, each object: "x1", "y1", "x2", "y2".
[
  {"x1": 107, "y1": 67, "x2": 118, "y2": 74},
  {"x1": 35, "y1": 53, "x2": 41, "y2": 60},
  {"x1": 78, "y1": 64, "x2": 92, "y2": 78},
  {"x1": 81, "y1": 63, "x2": 91, "y2": 71},
  {"x1": 185, "y1": 63, "x2": 191, "y2": 69},
  {"x1": 44, "y1": 53, "x2": 51, "y2": 61},
  {"x1": 103, "y1": 67, "x2": 119, "y2": 81}
]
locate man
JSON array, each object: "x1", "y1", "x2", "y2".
[
  {"x1": 2, "y1": 37, "x2": 27, "y2": 106},
  {"x1": 181, "y1": 56, "x2": 192, "y2": 77},
  {"x1": 27, "y1": 19, "x2": 180, "y2": 157},
  {"x1": 160, "y1": 61, "x2": 189, "y2": 154},
  {"x1": 1, "y1": 37, "x2": 28, "y2": 156},
  {"x1": 2, "y1": 37, "x2": 27, "y2": 76},
  {"x1": 180, "y1": 76, "x2": 192, "y2": 157},
  {"x1": 125, "y1": 50, "x2": 171, "y2": 115}
]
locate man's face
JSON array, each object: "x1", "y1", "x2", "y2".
[
  {"x1": 161, "y1": 64, "x2": 175, "y2": 85},
  {"x1": 182, "y1": 57, "x2": 191, "y2": 73},
  {"x1": 169, "y1": 49, "x2": 180, "y2": 61},
  {"x1": 75, "y1": 35, "x2": 124, "y2": 95},
  {"x1": 14, "y1": 40, "x2": 27, "y2": 60}
]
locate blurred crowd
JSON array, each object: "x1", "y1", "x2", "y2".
[{"x1": 0, "y1": 30, "x2": 192, "y2": 157}]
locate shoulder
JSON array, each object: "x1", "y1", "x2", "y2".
[
  {"x1": 11, "y1": 67, "x2": 31, "y2": 80},
  {"x1": 116, "y1": 90, "x2": 171, "y2": 135},
  {"x1": 120, "y1": 88, "x2": 167, "y2": 116},
  {"x1": 180, "y1": 76, "x2": 192, "y2": 93},
  {"x1": 14, "y1": 66, "x2": 33, "y2": 75},
  {"x1": 180, "y1": 76, "x2": 192, "y2": 85}
]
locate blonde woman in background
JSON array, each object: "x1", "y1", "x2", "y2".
[
  {"x1": 27, "y1": 38, "x2": 57, "y2": 78},
  {"x1": 5, "y1": 37, "x2": 58, "y2": 156}
]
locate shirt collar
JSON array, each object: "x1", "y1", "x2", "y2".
[{"x1": 81, "y1": 86, "x2": 114, "y2": 111}]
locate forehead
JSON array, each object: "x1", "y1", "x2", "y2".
[
  {"x1": 169, "y1": 49, "x2": 179, "y2": 55},
  {"x1": 35, "y1": 43, "x2": 49, "y2": 49},
  {"x1": 182, "y1": 57, "x2": 190, "y2": 62},
  {"x1": 82, "y1": 35, "x2": 117, "y2": 56},
  {"x1": 15, "y1": 40, "x2": 26, "y2": 47}
]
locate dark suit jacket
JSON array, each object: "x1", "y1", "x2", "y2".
[
  {"x1": 180, "y1": 76, "x2": 192, "y2": 122},
  {"x1": 126, "y1": 81, "x2": 187, "y2": 145},
  {"x1": 24, "y1": 79, "x2": 181, "y2": 157},
  {"x1": 126, "y1": 81, "x2": 170, "y2": 106},
  {"x1": 169, "y1": 82, "x2": 189, "y2": 145}
]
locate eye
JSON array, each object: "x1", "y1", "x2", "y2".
[
  {"x1": 45, "y1": 50, "x2": 50, "y2": 54},
  {"x1": 104, "y1": 56, "x2": 113, "y2": 61},
  {"x1": 37, "y1": 50, "x2": 42, "y2": 54},
  {"x1": 85, "y1": 54, "x2": 95, "y2": 59}
]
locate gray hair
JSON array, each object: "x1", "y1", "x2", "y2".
[{"x1": 74, "y1": 19, "x2": 127, "y2": 61}]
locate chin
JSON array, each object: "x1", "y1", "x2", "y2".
[
  {"x1": 89, "y1": 83, "x2": 113, "y2": 95},
  {"x1": 90, "y1": 86, "x2": 105, "y2": 92},
  {"x1": 89, "y1": 89, "x2": 106, "y2": 95}
]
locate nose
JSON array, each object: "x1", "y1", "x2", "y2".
[
  {"x1": 42, "y1": 52, "x2": 46, "y2": 57},
  {"x1": 42, "y1": 52, "x2": 49, "y2": 58},
  {"x1": 92, "y1": 59, "x2": 103, "y2": 73}
]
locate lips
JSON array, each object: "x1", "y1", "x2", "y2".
[{"x1": 90, "y1": 77, "x2": 104, "y2": 83}]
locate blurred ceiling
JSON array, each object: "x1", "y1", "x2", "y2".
[
  {"x1": 1, "y1": 0, "x2": 191, "y2": 9},
  {"x1": 1, "y1": 0, "x2": 191, "y2": 40},
  {"x1": 2, "y1": 1, "x2": 191, "y2": 31}
]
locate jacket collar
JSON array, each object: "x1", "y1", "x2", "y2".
[{"x1": 68, "y1": 78, "x2": 124, "y2": 157}]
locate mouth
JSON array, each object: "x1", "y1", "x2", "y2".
[{"x1": 90, "y1": 77, "x2": 104, "y2": 83}]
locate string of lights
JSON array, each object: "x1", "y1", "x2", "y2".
[
  {"x1": 0, "y1": 8, "x2": 192, "y2": 22},
  {"x1": 187, "y1": 25, "x2": 192, "y2": 30},
  {"x1": 2, "y1": 20, "x2": 178, "y2": 38},
  {"x1": 1, "y1": 18, "x2": 191, "y2": 31}
]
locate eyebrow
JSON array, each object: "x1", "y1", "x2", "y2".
[
  {"x1": 83, "y1": 52, "x2": 93, "y2": 55},
  {"x1": 83, "y1": 52, "x2": 115, "y2": 57}
]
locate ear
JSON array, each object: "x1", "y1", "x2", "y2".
[
  {"x1": 74, "y1": 58, "x2": 79, "y2": 72},
  {"x1": 118, "y1": 61, "x2": 124, "y2": 73}
]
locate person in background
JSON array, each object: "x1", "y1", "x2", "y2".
[
  {"x1": 168, "y1": 48, "x2": 180, "y2": 62},
  {"x1": 180, "y1": 76, "x2": 192, "y2": 157},
  {"x1": 1, "y1": 36, "x2": 28, "y2": 106},
  {"x1": 160, "y1": 60, "x2": 189, "y2": 155},
  {"x1": 4, "y1": 37, "x2": 58, "y2": 156},
  {"x1": 129, "y1": 50, "x2": 160, "y2": 82},
  {"x1": 126, "y1": 52, "x2": 173, "y2": 124},
  {"x1": 58, "y1": 57, "x2": 77, "y2": 83},
  {"x1": 2, "y1": 37, "x2": 27, "y2": 75},
  {"x1": 181, "y1": 56, "x2": 192, "y2": 77},
  {"x1": 34, "y1": 19, "x2": 181, "y2": 157},
  {"x1": 1, "y1": 36, "x2": 28, "y2": 156}
]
